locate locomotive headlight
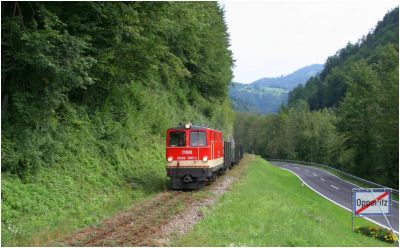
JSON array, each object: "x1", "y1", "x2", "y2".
[
  {"x1": 202, "y1": 156, "x2": 208, "y2": 162},
  {"x1": 185, "y1": 122, "x2": 191, "y2": 129},
  {"x1": 167, "y1": 156, "x2": 173, "y2": 162}
]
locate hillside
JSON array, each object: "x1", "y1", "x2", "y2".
[
  {"x1": 234, "y1": 8, "x2": 399, "y2": 188},
  {"x1": 252, "y1": 64, "x2": 324, "y2": 90},
  {"x1": 229, "y1": 64, "x2": 323, "y2": 114},
  {"x1": 229, "y1": 84, "x2": 289, "y2": 114},
  {"x1": 1, "y1": 2, "x2": 234, "y2": 246},
  {"x1": 175, "y1": 157, "x2": 389, "y2": 246},
  {"x1": 289, "y1": 8, "x2": 399, "y2": 109}
]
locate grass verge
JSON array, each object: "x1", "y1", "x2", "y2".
[
  {"x1": 1, "y1": 140, "x2": 166, "y2": 246},
  {"x1": 173, "y1": 156, "x2": 391, "y2": 246}
]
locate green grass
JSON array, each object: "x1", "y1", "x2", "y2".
[
  {"x1": 1, "y1": 84, "x2": 235, "y2": 246},
  {"x1": 174, "y1": 156, "x2": 391, "y2": 246},
  {"x1": 1, "y1": 140, "x2": 165, "y2": 246}
]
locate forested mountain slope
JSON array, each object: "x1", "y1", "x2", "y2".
[
  {"x1": 235, "y1": 7, "x2": 399, "y2": 189},
  {"x1": 229, "y1": 64, "x2": 323, "y2": 113},
  {"x1": 1, "y1": 2, "x2": 234, "y2": 245},
  {"x1": 289, "y1": 8, "x2": 399, "y2": 109}
]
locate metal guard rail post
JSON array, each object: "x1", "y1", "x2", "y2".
[{"x1": 268, "y1": 158, "x2": 399, "y2": 194}]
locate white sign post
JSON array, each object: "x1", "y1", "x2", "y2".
[{"x1": 352, "y1": 188, "x2": 396, "y2": 236}]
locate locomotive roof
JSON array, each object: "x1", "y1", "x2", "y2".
[{"x1": 168, "y1": 124, "x2": 221, "y2": 132}]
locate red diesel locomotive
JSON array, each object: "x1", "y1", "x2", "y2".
[{"x1": 166, "y1": 122, "x2": 243, "y2": 189}]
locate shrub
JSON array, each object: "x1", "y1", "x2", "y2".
[{"x1": 354, "y1": 226, "x2": 398, "y2": 244}]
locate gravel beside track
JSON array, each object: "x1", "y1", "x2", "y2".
[
  {"x1": 59, "y1": 156, "x2": 250, "y2": 246},
  {"x1": 154, "y1": 176, "x2": 235, "y2": 246}
]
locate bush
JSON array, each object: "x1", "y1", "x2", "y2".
[
  {"x1": 1, "y1": 2, "x2": 234, "y2": 246},
  {"x1": 354, "y1": 226, "x2": 398, "y2": 244}
]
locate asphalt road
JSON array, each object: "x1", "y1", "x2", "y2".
[{"x1": 270, "y1": 161, "x2": 399, "y2": 233}]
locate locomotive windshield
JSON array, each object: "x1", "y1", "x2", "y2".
[
  {"x1": 169, "y1": 131, "x2": 185, "y2": 147},
  {"x1": 190, "y1": 131, "x2": 207, "y2": 147}
]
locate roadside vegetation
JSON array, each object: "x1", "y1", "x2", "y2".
[
  {"x1": 234, "y1": 8, "x2": 399, "y2": 189},
  {"x1": 355, "y1": 226, "x2": 397, "y2": 244},
  {"x1": 1, "y1": 2, "x2": 234, "y2": 246},
  {"x1": 174, "y1": 157, "x2": 390, "y2": 246}
]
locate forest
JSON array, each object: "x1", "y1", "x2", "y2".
[
  {"x1": 234, "y1": 7, "x2": 399, "y2": 188},
  {"x1": 1, "y1": 2, "x2": 398, "y2": 246},
  {"x1": 1, "y1": 2, "x2": 234, "y2": 245}
]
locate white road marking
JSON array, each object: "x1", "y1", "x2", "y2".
[
  {"x1": 272, "y1": 161, "x2": 400, "y2": 205},
  {"x1": 278, "y1": 167, "x2": 399, "y2": 234},
  {"x1": 306, "y1": 165, "x2": 400, "y2": 204},
  {"x1": 330, "y1": 185, "x2": 339, "y2": 190},
  {"x1": 320, "y1": 178, "x2": 325, "y2": 182},
  {"x1": 313, "y1": 173, "x2": 318, "y2": 176}
]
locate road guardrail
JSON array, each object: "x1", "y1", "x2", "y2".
[{"x1": 268, "y1": 158, "x2": 399, "y2": 195}]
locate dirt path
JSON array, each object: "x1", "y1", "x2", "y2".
[{"x1": 59, "y1": 156, "x2": 251, "y2": 247}]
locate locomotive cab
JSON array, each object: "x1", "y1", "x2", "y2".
[{"x1": 166, "y1": 123, "x2": 224, "y2": 189}]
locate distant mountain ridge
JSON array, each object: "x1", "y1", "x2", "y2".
[
  {"x1": 229, "y1": 64, "x2": 323, "y2": 114},
  {"x1": 252, "y1": 64, "x2": 324, "y2": 90}
]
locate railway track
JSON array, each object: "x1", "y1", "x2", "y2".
[
  {"x1": 62, "y1": 187, "x2": 215, "y2": 246},
  {"x1": 80, "y1": 193, "x2": 170, "y2": 246},
  {"x1": 60, "y1": 155, "x2": 250, "y2": 247},
  {"x1": 77, "y1": 192, "x2": 188, "y2": 246}
]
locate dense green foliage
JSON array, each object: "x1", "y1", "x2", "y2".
[
  {"x1": 234, "y1": 107, "x2": 352, "y2": 172},
  {"x1": 355, "y1": 226, "x2": 397, "y2": 244},
  {"x1": 229, "y1": 84, "x2": 289, "y2": 113},
  {"x1": 289, "y1": 8, "x2": 398, "y2": 110},
  {"x1": 229, "y1": 64, "x2": 323, "y2": 114},
  {"x1": 1, "y1": 2, "x2": 234, "y2": 245},
  {"x1": 174, "y1": 156, "x2": 388, "y2": 246},
  {"x1": 235, "y1": 8, "x2": 399, "y2": 188}
]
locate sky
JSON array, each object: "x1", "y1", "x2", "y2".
[{"x1": 221, "y1": 0, "x2": 399, "y2": 83}]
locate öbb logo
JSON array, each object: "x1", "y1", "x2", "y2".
[{"x1": 182, "y1": 150, "x2": 192, "y2": 155}]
